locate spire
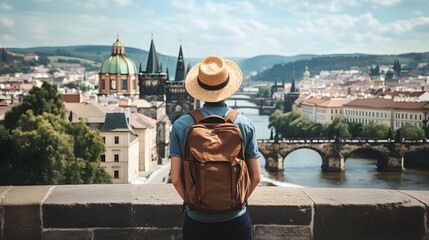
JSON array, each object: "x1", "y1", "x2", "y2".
[
  {"x1": 290, "y1": 77, "x2": 296, "y2": 93},
  {"x1": 174, "y1": 44, "x2": 186, "y2": 81},
  {"x1": 166, "y1": 67, "x2": 170, "y2": 81},
  {"x1": 139, "y1": 62, "x2": 142, "y2": 73},
  {"x1": 145, "y1": 37, "x2": 160, "y2": 74},
  {"x1": 186, "y1": 63, "x2": 191, "y2": 74}
]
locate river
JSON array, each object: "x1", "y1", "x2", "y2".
[{"x1": 225, "y1": 97, "x2": 429, "y2": 190}]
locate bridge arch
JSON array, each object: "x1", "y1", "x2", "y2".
[
  {"x1": 282, "y1": 147, "x2": 325, "y2": 170},
  {"x1": 342, "y1": 147, "x2": 387, "y2": 170}
]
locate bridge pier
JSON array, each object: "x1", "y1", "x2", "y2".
[
  {"x1": 378, "y1": 151, "x2": 404, "y2": 172},
  {"x1": 322, "y1": 153, "x2": 345, "y2": 172}
]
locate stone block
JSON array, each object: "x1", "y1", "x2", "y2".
[
  {"x1": 304, "y1": 188, "x2": 426, "y2": 240},
  {"x1": 253, "y1": 225, "x2": 311, "y2": 240},
  {"x1": 41, "y1": 229, "x2": 93, "y2": 240},
  {"x1": 3, "y1": 185, "x2": 52, "y2": 240},
  {"x1": 132, "y1": 184, "x2": 183, "y2": 228},
  {"x1": 43, "y1": 185, "x2": 133, "y2": 228},
  {"x1": 0, "y1": 186, "x2": 11, "y2": 240},
  {"x1": 249, "y1": 187, "x2": 312, "y2": 225},
  {"x1": 402, "y1": 190, "x2": 429, "y2": 237},
  {"x1": 92, "y1": 227, "x2": 182, "y2": 240},
  {"x1": 132, "y1": 228, "x2": 182, "y2": 240}
]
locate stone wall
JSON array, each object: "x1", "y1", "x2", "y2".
[{"x1": 0, "y1": 185, "x2": 428, "y2": 240}]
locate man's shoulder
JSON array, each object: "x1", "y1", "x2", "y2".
[
  {"x1": 234, "y1": 113, "x2": 254, "y2": 127},
  {"x1": 172, "y1": 113, "x2": 194, "y2": 129}
]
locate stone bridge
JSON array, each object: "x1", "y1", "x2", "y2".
[
  {"x1": 258, "y1": 139, "x2": 429, "y2": 172},
  {"x1": 228, "y1": 96, "x2": 276, "y2": 115}
]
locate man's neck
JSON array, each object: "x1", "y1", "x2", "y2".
[{"x1": 203, "y1": 101, "x2": 227, "y2": 107}]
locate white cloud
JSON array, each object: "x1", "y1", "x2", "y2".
[
  {"x1": 1, "y1": 3, "x2": 12, "y2": 10},
  {"x1": 112, "y1": 0, "x2": 132, "y2": 7},
  {"x1": 359, "y1": 0, "x2": 401, "y2": 7},
  {"x1": 390, "y1": 17, "x2": 429, "y2": 34},
  {"x1": 4, "y1": 34, "x2": 14, "y2": 41},
  {"x1": 1, "y1": 18, "x2": 14, "y2": 28}
]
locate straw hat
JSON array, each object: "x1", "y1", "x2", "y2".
[{"x1": 185, "y1": 55, "x2": 242, "y2": 102}]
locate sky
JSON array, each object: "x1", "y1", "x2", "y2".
[{"x1": 0, "y1": 0, "x2": 428, "y2": 58}]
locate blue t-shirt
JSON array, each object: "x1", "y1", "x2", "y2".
[{"x1": 169, "y1": 102, "x2": 261, "y2": 223}]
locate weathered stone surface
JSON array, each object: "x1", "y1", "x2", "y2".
[
  {"x1": 253, "y1": 225, "x2": 311, "y2": 240},
  {"x1": 92, "y1": 227, "x2": 182, "y2": 240},
  {"x1": 0, "y1": 186, "x2": 12, "y2": 240},
  {"x1": 402, "y1": 190, "x2": 429, "y2": 237},
  {"x1": 41, "y1": 229, "x2": 93, "y2": 240},
  {"x1": 249, "y1": 187, "x2": 312, "y2": 225},
  {"x1": 43, "y1": 185, "x2": 134, "y2": 228},
  {"x1": 303, "y1": 188, "x2": 426, "y2": 240},
  {"x1": 132, "y1": 184, "x2": 183, "y2": 228},
  {"x1": 3, "y1": 185, "x2": 52, "y2": 240}
]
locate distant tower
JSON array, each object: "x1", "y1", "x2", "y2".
[
  {"x1": 98, "y1": 36, "x2": 138, "y2": 96},
  {"x1": 284, "y1": 72, "x2": 300, "y2": 112},
  {"x1": 303, "y1": 63, "x2": 313, "y2": 89},
  {"x1": 165, "y1": 43, "x2": 195, "y2": 122},
  {"x1": 138, "y1": 36, "x2": 168, "y2": 102}
]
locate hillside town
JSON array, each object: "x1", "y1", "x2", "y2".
[{"x1": 1, "y1": 40, "x2": 429, "y2": 184}]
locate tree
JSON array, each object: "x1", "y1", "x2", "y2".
[
  {"x1": 325, "y1": 116, "x2": 351, "y2": 139},
  {"x1": 269, "y1": 110, "x2": 301, "y2": 138},
  {"x1": 362, "y1": 122, "x2": 391, "y2": 139},
  {"x1": 9, "y1": 110, "x2": 73, "y2": 184},
  {"x1": 4, "y1": 82, "x2": 65, "y2": 130},
  {"x1": 399, "y1": 123, "x2": 425, "y2": 140},
  {"x1": 256, "y1": 85, "x2": 271, "y2": 98},
  {"x1": 1, "y1": 81, "x2": 111, "y2": 185}
]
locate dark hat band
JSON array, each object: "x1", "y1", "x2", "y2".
[{"x1": 197, "y1": 75, "x2": 229, "y2": 91}]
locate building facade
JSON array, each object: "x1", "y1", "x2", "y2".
[{"x1": 100, "y1": 112, "x2": 140, "y2": 184}]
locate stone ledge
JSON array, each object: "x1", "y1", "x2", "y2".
[{"x1": 0, "y1": 185, "x2": 428, "y2": 240}]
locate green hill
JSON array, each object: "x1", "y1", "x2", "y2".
[{"x1": 252, "y1": 52, "x2": 429, "y2": 82}]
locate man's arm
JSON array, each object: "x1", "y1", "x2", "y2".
[
  {"x1": 170, "y1": 156, "x2": 185, "y2": 200},
  {"x1": 247, "y1": 157, "x2": 261, "y2": 196}
]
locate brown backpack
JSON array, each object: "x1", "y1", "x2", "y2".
[{"x1": 182, "y1": 109, "x2": 251, "y2": 213}]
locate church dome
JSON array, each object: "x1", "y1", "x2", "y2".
[
  {"x1": 99, "y1": 37, "x2": 137, "y2": 75},
  {"x1": 303, "y1": 64, "x2": 310, "y2": 77},
  {"x1": 100, "y1": 55, "x2": 137, "y2": 75}
]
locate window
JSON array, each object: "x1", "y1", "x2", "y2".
[
  {"x1": 111, "y1": 79, "x2": 116, "y2": 90},
  {"x1": 101, "y1": 80, "x2": 106, "y2": 89},
  {"x1": 101, "y1": 154, "x2": 105, "y2": 162},
  {"x1": 114, "y1": 170, "x2": 119, "y2": 179},
  {"x1": 114, "y1": 154, "x2": 119, "y2": 162},
  {"x1": 114, "y1": 136, "x2": 119, "y2": 144},
  {"x1": 122, "y1": 79, "x2": 127, "y2": 90},
  {"x1": 102, "y1": 137, "x2": 105, "y2": 143}
]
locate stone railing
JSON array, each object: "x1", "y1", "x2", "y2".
[{"x1": 0, "y1": 185, "x2": 428, "y2": 240}]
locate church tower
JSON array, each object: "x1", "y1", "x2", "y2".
[
  {"x1": 138, "y1": 37, "x2": 168, "y2": 102},
  {"x1": 98, "y1": 37, "x2": 138, "y2": 96},
  {"x1": 165, "y1": 44, "x2": 195, "y2": 122},
  {"x1": 284, "y1": 71, "x2": 300, "y2": 112}
]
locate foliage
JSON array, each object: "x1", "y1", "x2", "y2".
[
  {"x1": 348, "y1": 122, "x2": 363, "y2": 138},
  {"x1": 0, "y1": 82, "x2": 111, "y2": 185},
  {"x1": 362, "y1": 122, "x2": 391, "y2": 139},
  {"x1": 4, "y1": 82, "x2": 65, "y2": 130},
  {"x1": 274, "y1": 99, "x2": 283, "y2": 110},
  {"x1": 256, "y1": 85, "x2": 272, "y2": 98},
  {"x1": 325, "y1": 116, "x2": 351, "y2": 139},
  {"x1": 399, "y1": 123, "x2": 425, "y2": 140},
  {"x1": 268, "y1": 110, "x2": 322, "y2": 138}
]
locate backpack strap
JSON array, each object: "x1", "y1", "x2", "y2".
[
  {"x1": 188, "y1": 109, "x2": 204, "y2": 123},
  {"x1": 225, "y1": 109, "x2": 239, "y2": 123}
]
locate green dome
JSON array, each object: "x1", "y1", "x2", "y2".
[
  {"x1": 100, "y1": 55, "x2": 137, "y2": 75},
  {"x1": 113, "y1": 38, "x2": 124, "y2": 47}
]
